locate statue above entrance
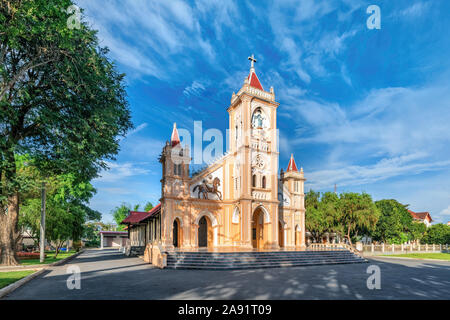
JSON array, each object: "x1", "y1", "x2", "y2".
[{"x1": 193, "y1": 176, "x2": 222, "y2": 200}]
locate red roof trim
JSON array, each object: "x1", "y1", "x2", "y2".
[
  {"x1": 121, "y1": 203, "x2": 161, "y2": 224},
  {"x1": 248, "y1": 71, "x2": 263, "y2": 91},
  {"x1": 408, "y1": 209, "x2": 432, "y2": 222},
  {"x1": 99, "y1": 231, "x2": 128, "y2": 235},
  {"x1": 287, "y1": 154, "x2": 298, "y2": 172},
  {"x1": 171, "y1": 123, "x2": 180, "y2": 147}
]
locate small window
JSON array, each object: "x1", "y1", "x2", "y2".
[
  {"x1": 252, "y1": 175, "x2": 257, "y2": 187},
  {"x1": 173, "y1": 163, "x2": 182, "y2": 176},
  {"x1": 262, "y1": 176, "x2": 266, "y2": 189}
]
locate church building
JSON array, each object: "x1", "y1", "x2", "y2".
[{"x1": 123, "y1": 56, "x2": 306, "y2": 252}]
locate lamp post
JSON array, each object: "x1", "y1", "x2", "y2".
[{"x1": 40, "y1": 181, "x2": 46, "y2": 263}]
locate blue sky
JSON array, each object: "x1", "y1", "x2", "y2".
[{"x1": 75, "y1": 0, "x2": 450, "y2": 224}]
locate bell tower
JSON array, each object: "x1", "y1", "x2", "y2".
[
  {"x1": 159, "y1": 123, "x2": 190, "y2": 249},
  {"x1": 160, "y1": 123, "x2": 190, "y2": 199},
  {"x1": 279, "y1": 154, "x2": 306, "y2": 247},
  {"x1": 227, "y1": 55, "x2": 280, "y2": 249}
]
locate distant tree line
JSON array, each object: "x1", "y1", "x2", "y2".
[{"x1": 305, "y1": 191, "x2": 450, "y2": 246}]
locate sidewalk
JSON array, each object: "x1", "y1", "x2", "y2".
[{"x1": 0, "y1": 250, "x2": 84, "y2": 272}]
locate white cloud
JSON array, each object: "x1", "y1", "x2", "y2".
[
  {"x1": 94, "y1": 162, "x2": 151, "y2": 183},
  {"x1": 306, "y1": 153, "x2": 450, "y2": 190},
  {"x1": 194, "y1": 0, "x2": 239, "y2": 40},
  {"x1": 77, "y1": 0, "x2": 215, "y2": 79},
  {"x1": 441, "y1": 206, "x2": 450, "y2": 216},
  {"x1": 183, "y1": 81, "x2": 207, "y2": 98},
  {"x1": 287, "y1": 83, "x2": 450, "y2": 158},
  {"x1": 396, "y1": 2, "x2": 431, "y2": 18},
  {"x1": 268, "y1": 1, "x2": 360, "y2": 84},
  {"x1": 127, "y1": 123, "x2": 148, "y2": 137},
  {"x1": 283, "y1": 80, "x2": 450, "y2": 195}
]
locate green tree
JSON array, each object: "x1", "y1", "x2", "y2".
[
  {"x1": 18, "y1": 157, "x2": 102, "y2": 257},
  {"x1": 111, "y1": 203, "x2": 139, "y2": 231},
  {"x1": 373, "y1": 199, "x2": 413, "y2": 244},
  {"x1": 0, "y1": 0, "x2": 132, "y2": 265},
  {"x1": 422, "y1": 224, "x2": 450, "y2": 245},
  {"x1": 144, "y1": 202, "x2": 154, "y2": 212},
  {"x1": 409, "y1": 222, "x2": 427, "y2": 243},
  {"x1": 305, "y1": 190, "x2": 324, "y2": 242},
  {"x1": 305, "y1": 191, "x2": 340, "y2": 242},
  {"x1": 339, "y1": 192, "x2": 379, "y2": 247}
]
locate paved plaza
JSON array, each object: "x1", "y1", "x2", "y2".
[{"x1": 3, "y1": 249, "x2": 450, "y2": 300}]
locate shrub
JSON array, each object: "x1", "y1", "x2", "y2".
[{"x1": 16, "y1": 252, "x2": 46, "y2": 260}]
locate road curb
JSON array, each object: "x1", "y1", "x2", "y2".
[
  {"x1": 369, "y1": 255, "x2": 450, "y2": 262},
  {"x1": 50, "y1": 249, "x2": 85, "y2": 266},
  {"x1": 0, "y1": 268, "x2": 45, "y2": 299},
  {"x1": 0, "y1": 249, "x2": 85, "y2": 299}
]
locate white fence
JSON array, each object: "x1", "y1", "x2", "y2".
[{"x1": 361, "y1": 243, "x2": 449, "y2": 256}]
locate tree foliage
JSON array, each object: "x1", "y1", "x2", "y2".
[
  {"x1": 372, "y1": 199, "x2": 412, "y2": 244},
  {"x1": 0, "y1": 0, "x2": 132, "y2": 265},
  {"x1": 339, "y1": 192, "x2": 379, "y2": 246},
  {"x1": 305, "y1": 190, "x2": 379, "y2": 246},
  {"x1": 422, "y1": 224, "x2": 450, "y2": 245},
  {"x1": 17, "y1": 156, "x2": 102, "y2": 257}
]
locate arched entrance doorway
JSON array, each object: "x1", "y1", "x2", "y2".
[
  {"x1": 252, "y1": 208, "x2": 265, "y2": 249},
  {"x1": 198, "y1": 216, "x2": 212, "y2": 248},
  {"x1": 173, "y1": 219, "x2": 181, "y2": 248},
  {"x1": 278, "y1": 221, "x2": 284, "y2": 248},
  {"x1": 295, "y1": 225, "x2": 301, "y2": 247}
]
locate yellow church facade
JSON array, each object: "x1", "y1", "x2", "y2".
[
  {"x1": 157, "y1": 56, "x2": 306, "y2": 251},
  {"x1": 124, "y1": 56, "x2": 306, "y2": 252}
]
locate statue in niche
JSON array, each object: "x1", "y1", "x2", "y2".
[
  {"x1": 252, "y1": 109, "x2": 266, "y2": 129},
  {"x1": 193, "y1": 175, "x2": 222, "y2": 200}
]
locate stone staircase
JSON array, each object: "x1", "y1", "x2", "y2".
[
  {"x1": 124, "y1": 245, "x2": 145, "y2": 257},
  {"x1": 165, "y1": 249, "x2": 366, "y2": 270}
]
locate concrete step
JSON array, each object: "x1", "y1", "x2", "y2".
[
  {"x1": 165, "y1": 249, "x2": 366, "y2": 270},
  {"x1": 166, "y1": 254, "x2": 358, "y2": 263},
  {"x1": 166, "y1": 251, "x2": 351, "y2": 258},
  {"x1": 166, "y1": 259, "x2": 366, "y2": 270}
]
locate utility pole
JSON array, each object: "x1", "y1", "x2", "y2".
[{"x1": 40, "y1": 181, "x2": 46, "y2": 263}]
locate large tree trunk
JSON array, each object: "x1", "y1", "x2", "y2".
[
  {"x1": 0, "y1": 193, "x2": 20, "y2": 265},
  {"x1": 346, "y1": 223, "x2": 353, "y2": 247}
]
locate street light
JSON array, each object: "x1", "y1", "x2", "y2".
[
  {"x1": 22, "y1": 161, "x2": 46, "y2": 263},
  {"x1": 40, "y1": 181, "x2": 46, "y2": 263}
]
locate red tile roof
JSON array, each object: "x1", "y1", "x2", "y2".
[
  {"x1": 248, "y1": 71, "x2": 263, "y2": 91},
  {"x1": 408, "y1": 209, "x2": 432, "y2": 222},
  {"x1": 287, "y1": 154, "x2": 299, "y2": 172},
  {"x1": 121, "y1": 203, "x2": 161, "y2": 224},
  {"x1": 99, "y1": 231, "x2": 128, "y2": 235},
  {"x1": 171, "y1": 123, "x2": 180, "y2": 147}
]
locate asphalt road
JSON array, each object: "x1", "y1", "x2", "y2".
[{"x1": 3, "y1": 248, "x2": 450, "y2": 300}]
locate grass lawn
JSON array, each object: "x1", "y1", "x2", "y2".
[
  {"x1": 19, "y1": 250, "x2": 77, "y2": 266},
  {"x1": 0, "y1": 270, "x2": 36, "y2": 289},
  {"x1": 386, "y1": 253, "x2": 450, "y2": 261}
]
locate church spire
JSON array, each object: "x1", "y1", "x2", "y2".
[
  {"x1": 171, "y1": 123, "x2": 180, "y2": 147},
  {"x1": 247, "y1": 54, "x2": 263, "y2": 91},
  {"x1": 287, "y1": 153, "x2": 299, "y2": 172}
]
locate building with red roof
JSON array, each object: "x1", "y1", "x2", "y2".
[{"x1": 408, "y1": 209, "x2": 433, "y2": 227}]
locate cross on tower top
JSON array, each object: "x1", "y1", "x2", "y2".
[{"x1": 248, "y1": 54, "x2": 257, "y2": 70}]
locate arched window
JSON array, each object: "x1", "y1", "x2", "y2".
[
  {"x1": 252, "y1": 175, "x2": 257, "y2": 187},
  {"x1": 262, "y1": 176, "x2": 266, "y2": 189},
  {"x1": 173, "y1": 163, "x2": 182, "y2": 176}
]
